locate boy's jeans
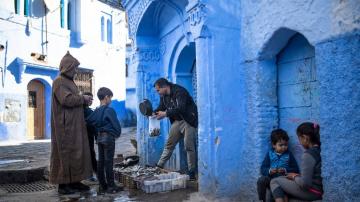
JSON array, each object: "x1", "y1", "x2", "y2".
[
  {"x1": 257, "y1": 176, "x2": 272, "y2": 201},
  {"x1": 97, "y1": 133, "x2": 115, "y2": 188}
]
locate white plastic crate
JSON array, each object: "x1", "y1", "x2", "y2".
[{"x1": 141, "y1": 172, "x2": 189, "y2": 193}]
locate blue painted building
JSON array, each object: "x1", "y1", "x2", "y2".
[
  {"x1": 122, "y1": 0, "x2": 360, "y2": 201},
  {"x1": 0, "y1": 0, "x2": 128, "y2": 141},
  {"x1": 125, "y1": 42, "x2": 137, "y2": 126}
]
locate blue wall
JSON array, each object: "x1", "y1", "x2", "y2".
[
  {"x1": 315, "y1": 34, "x2": 360, "y2": 201},
  {"x1": 123, "y1": 0, "x2": 360, "y2": 201}
]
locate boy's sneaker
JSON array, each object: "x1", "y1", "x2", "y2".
[
  {"x1": 89, "y1": 176, "x2": 97, "y2": 182},
  {"x1": 98, "y1": 186, "x2": 107, "y2": 195},
  {"x1": 106, "y1": 185, "x2": 123, "y2": 194},
  {"x1": 155, "y1": 164, "x2": 163, "y2": 169}
]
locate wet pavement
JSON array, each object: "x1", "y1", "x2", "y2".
[{"x1": 0, "y1": 127, "x2": 210, "y2": 202}]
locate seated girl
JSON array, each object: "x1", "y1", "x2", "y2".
[{"x1": 270, "y1": 122, "x2": 323, "y2": 202}]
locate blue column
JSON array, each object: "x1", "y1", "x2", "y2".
[{"x1": 133, "y1": 47, "x2": 164, "y2": 167}]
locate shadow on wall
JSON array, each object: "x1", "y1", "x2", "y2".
[{"x1": 111, "y1": 100, "x2": 136, "y2": 127}]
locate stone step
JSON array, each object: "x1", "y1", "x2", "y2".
[{"x1": 0, "y1": 166, "x2": 47, "y2": 184}]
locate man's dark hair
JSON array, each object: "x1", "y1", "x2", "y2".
[
  {"x1": 83, "y1": 92, "x2": 93, "y2": 97},
  {"x1": 270, "y1": 129, "x2": 289, "y2": 145},
  {"x1": 154, "y1": 78, "x2": 170, "y2": 88},
  {"x1": 97, "y1": 87, "x2": 113, "y2": 100}
]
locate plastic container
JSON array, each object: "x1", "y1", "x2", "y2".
[
  {"x1": 149, "y1": 117, "x2": 160, "y2": 137},
  {"x1": 141, "y1": 172, "x2": 189, "y2": 193}
]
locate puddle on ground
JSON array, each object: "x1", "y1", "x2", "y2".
[
  {"x1": 57, "y1": 186, "x2": 200, "y2": 202},
  {"x1": 0, "y1": 159, "x2": 27, "y2": 166}
]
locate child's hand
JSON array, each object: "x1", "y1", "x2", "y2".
[
  {"x1": 278, "y1": 168, "x2": 286, "y2": 174},
  {"x1": 269, "y1": 168, "x2": 277, "y2": 175},
  {"x1": 286, "y1": 173, "x2": 299, "y2": 180}
]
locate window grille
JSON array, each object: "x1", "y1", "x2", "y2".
[
  {"x1": 28, "y1": 91, "x2": 37, "y2": 108},
  {"x1": 74, "y1": 69, "x2": 93, "y2": 94}
]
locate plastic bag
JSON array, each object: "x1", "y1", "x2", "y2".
[{"x1": 149, "y1": 117, "x2": 160, "y2": 137}]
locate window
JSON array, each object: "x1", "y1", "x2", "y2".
[
  {"x1": 60, "y1": 0, "x2": 65, "y2": 28},
  {"x1": 101, "y1": 17, "x2": 105, "y2": 41},
  {"x1": 125, "y1": 64, "x2": 128, "y2": 77},
  {"x1": 14, "y1": 0, "x2": 20, "y2": 14},
  {"x1": 74, "y1": 69, "x2": 93, "y2": 94},
  {"x1": 101, "y1": 12, "x2": 112, "y2": 44},
  {"x1": 24, "y1": 0, "x2": 29, "y2": 16},
  {"x1": 107, "y1": 19, "x2": 112, "y2": 44},
  {"x1": 67, "y1": 1, "x2": 71, "y2": 30},
  {"x1": 28, "y1": 91, "x2": 37, "y2": 108}
]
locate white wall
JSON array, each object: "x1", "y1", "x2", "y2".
[{"x1": 0, "y1": 0, "x2": 127, "y2": 141}]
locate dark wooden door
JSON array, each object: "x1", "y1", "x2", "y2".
[{"x1": 27, "y1": 80, "x2": 45, "y2": 140}]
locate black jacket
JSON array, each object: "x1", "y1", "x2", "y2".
[
  {"x1": 84, "y1": 107, "x2": 97, "y2": 140},
  {"x1": 154, "y1": 83, "x2": 198, "y2": 128},
  {"x1": 86, "y1": 105, "x2": 122, "y2": 138}
]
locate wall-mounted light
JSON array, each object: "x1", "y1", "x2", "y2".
[{"x1": 30, "y1": 52, "x2": 47, "y2": 61}]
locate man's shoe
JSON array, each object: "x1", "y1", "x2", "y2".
[
  {"x1": 187, "y1": 170, "x2": 196, "y2": 181},
  {"x1": 58, "y1": 184, "x2": 76, "y2": 195},
  {"x1": 70, "y1": 182, "x2": 90, "y2": 191},
  {"x1": 106, "y1": 185, "x2": 123, "y2": 194},
  {"x1": 155, "y1": 164, "x2": 163, "y2": 169},
  {"x1": 88, "y1": 176, "x2": 97, "y2": 182}
]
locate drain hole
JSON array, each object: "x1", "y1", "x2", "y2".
[{"x1": 0, "y1": 181, "x2": 56, "y2": 193}]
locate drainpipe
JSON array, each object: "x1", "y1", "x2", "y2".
[{"x1": 0, "y1": 41, "x2": 7, "y2": 88}]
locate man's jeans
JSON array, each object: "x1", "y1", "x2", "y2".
[
  {"x1": 157, "y1": 120, "x2": 197, "y2": 171},
  {"x1": 97, "y1": 134, "x2": 115, "y2": 188}
]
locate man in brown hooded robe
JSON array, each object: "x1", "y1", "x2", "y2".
[{"x1": 50, "y1": 52, "x2": 93, "y2": 194}]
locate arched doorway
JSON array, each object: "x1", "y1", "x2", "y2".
[
  {"x1": 277, "y1": 33, "x2": 318, "y2": 161},
  {"x1": 27, "y1": 80, "x2": 45, "y2": 140},
  {"x1": 133, "y1": 0, "x2": 195, "y2": 169},
  {"x1": 175, "y1": 42, "x2": 196, "y2": 97},
  {"x1": 173, "y1": 42, "x2": 197, "y2": 171}
]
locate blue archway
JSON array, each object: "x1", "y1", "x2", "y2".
[
  {"x1": 255, "y1": 28, "x2": 318, "y2": 162},
  {"x1": 132, "y1": 0, "x2": 195, "y2": 171}
]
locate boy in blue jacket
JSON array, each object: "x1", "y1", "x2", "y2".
[
  {"x1": 257, "y1": 129, "x2": 299, "y2": 202},
  {"x1": 86, "y1": 87, "x2": 122, "y2": 194}
]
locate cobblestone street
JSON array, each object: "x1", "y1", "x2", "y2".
[{"x1": 0, "y1": 127, "x2": 205, "y2": 202}]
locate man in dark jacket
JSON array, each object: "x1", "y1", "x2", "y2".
[{"x1": 153, "y1": 78, "x2": 198, "y2": 180}]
